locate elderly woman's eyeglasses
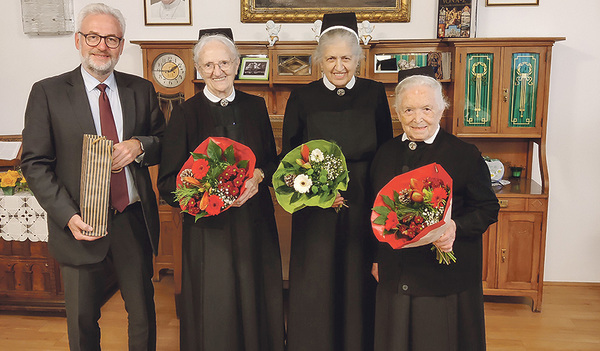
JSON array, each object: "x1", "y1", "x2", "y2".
[
  {"x1": 199, "y1": 60, "x2": 233, "y2": 73},
  {"x1": 78, "y1": 32, "x2": 123, "y2": 49}
]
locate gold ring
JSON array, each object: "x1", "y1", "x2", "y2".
[{"x1": 112, "y1": 167, "x2": 123, "y2": 174}]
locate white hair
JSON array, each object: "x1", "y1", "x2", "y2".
[
  {"x1": 394, "y1": 75, "x2": 449, "y2": 113},
  {"x1": 76, "y1": 3, "x2": 126, "y2": 35},
  {"x1": 313, "y1": 28, "x2": 363, "y2": 65},
  {"x1": 193, "y1": 34, "x2": 240, "y2": 66}
]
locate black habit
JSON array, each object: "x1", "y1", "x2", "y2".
[
  {"x1": 157, "y1": 90, "x2": 284, "y2": 351},
  {"x1": 370, "y1": 129, "x2": 500, "y2": 351},
  {"x1": 282, "y1": 77, "x2": 393, "y2": 351}
]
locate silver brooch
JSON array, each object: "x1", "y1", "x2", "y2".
[
  {"x1": 408, "y1": 141, "x2": 417, "y2": 150},
  {"x1": 337, "y1": 89, "x2": 345, "y2": 96},
  {"x1": 220, "y1": 99, "x2": 229, "y2": 107}
]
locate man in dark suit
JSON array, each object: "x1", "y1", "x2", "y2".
[{"x1": 20, "y1": 3, "x2": 165, "y2": 351}]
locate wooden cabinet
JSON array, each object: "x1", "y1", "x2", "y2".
[
  {"x1": 447, "y1": 37, "x2": 562, "y2": 311},
  {"x1": 0, "y1": 239, "x2": 64, "y2": 313},
  {"x1": 482, "y1": 194, "x2": 547, "y2": 311},
  {"x1": 133, "y1": 37, "x2": 563, "y2": 312},
  {"x1": 452, "y1": 39, "x2": 552, "y2": 138}
]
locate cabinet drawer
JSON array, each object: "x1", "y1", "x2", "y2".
[
  {"x1": 528, "y1": 198, "x2": 547, "y2": 212},
  {"x1": 497, "y1": 198, "x2": 526, "y2": 211}
]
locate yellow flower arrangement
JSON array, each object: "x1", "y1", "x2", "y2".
[{"x1": 0, "y1": 169, "x2": 28, "y2": 195}]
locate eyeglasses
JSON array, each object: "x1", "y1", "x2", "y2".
[
  {"x1": 78, "y1": 32, "x2": 123, "y2": 49},
  {"x1": 199, "y1": 60, "x2": 233, "y2": 73}
]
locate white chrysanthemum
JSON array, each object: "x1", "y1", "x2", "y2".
[
  {"x1": 293, "y1": 174, "x2": 312, "y2": 193},
  {"x1": 309, "y1": 148, "x2": 324, "y2": 163}
]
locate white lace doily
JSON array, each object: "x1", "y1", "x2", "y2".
[{"x1": 0, "y1": 193, "x2": 48, "y2": 242}]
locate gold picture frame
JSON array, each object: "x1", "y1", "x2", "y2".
[{"x1": 241, "y1": 0, "x2": 410, "y2": 23}]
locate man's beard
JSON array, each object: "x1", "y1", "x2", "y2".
[{"x1": 80, "y1": 50, "x2": 118, "y2": 77}]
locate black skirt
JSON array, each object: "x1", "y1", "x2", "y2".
[{"x1": 374, "y1": 282, "x2": 486, "y2": 351}]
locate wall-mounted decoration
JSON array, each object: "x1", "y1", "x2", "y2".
[
  {"x1": 437, "y1": 0, "x2": 477, "y2": 38},
  {"x1": 486, "y1": 0, "x2": 538, "y2": 5},
  {"x1": 241, "y1": 0, "x2": 410, "y2": 23},
  {"x1": 21, "y1": 0, "x2": 74, "y2": 35},
  {"x1": 144, "y1": 0, "x2": 192, "y2": 26}
]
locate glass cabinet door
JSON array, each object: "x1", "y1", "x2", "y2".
[
  {"x1": 500, "y1": 47, "x2": 547, "y2": 136},
  {"x1": 453, "y1": 47, "x2": 501, "y2": 135}
]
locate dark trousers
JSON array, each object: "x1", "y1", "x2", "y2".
[{"x1": 60, "y1": 203, "x2": 156, "y2": 351}]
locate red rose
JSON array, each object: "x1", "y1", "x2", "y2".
[
  {"x1": 206, "y1": 195, "x2": 224, "y2": 216},
  {"x1": 192, "y1": 159, "x2": 210, "y2": 179}
]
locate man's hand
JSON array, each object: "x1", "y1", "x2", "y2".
[
  {"x1": 112, "y1": 139, "x2": 143, "y2": 171},
  {"x1": 67, "y1": 214, "x2": 103, "y2": 241}
]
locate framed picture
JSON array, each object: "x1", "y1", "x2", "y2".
[
  {"x1": 241, "y1": 0, "x2": 410, "y2": 23},
  {"x1": 144, "y1": 0, "x2": 192, "y2": 25},
  {"x1": 486, "y1": 0, "x2": 538, "y2": 5},
  {"x1": 239, "y1": 57, "x2": 270, "y2": 81}
]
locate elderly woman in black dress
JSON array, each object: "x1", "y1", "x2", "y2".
[
  {"x1": 370, "y1": 74, "x2": 500, "y2": 351},
  {"x1": 157, "y1": 30, "x2": 284, "y2": 351},
  {"x1": 282, "y1": 13, "x2": 393, "y2": 351}
]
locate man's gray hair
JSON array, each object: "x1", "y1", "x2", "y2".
[{"x1": 76, "y1": 3, "x2": 126, "y2": 35}]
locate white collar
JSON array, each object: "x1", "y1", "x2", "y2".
[
  {"x1": 203, "y1": 86, "x2": 235, "y2": 103},
  {"x1": 81, "y1": 66, "x2": 116, "y2": 92},
  {"x1": 401, "y1": 125, "x2": 440, "y2": 144},
  {"x1": 323, "y1": 75, "x2": 356, "y2": 91}
]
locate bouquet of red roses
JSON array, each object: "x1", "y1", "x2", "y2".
[
  {"x1": 371, "y1": 163, "x2": 456, "y2": 264},
  {"x1": 174, "y1": 137, "x2": 256, "y2": 221}
]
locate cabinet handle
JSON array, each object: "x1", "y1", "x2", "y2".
[
  {"x1": 503, "y1": 88, "x2": 509, "y2": 102},
  {"x1": 501, "y1": 248, "x2": 507, "y2": 263},
  {"x1": 499, "y1": 199, "x2": 509, "y2": 208}
]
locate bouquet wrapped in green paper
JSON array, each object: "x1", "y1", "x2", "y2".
[{"x1": 273, "y1": 140, "x2": 348, "y2": 214}]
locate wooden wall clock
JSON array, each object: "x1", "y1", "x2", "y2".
[
  {"x1": 133, "y1": 41, "x2": 197, "y2": 98},
  {"x1": 152, "y1": 53, "x2": 187, "y2": 89}
]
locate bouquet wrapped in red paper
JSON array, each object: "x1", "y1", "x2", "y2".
[
  {"x1": 371, "y1": 163, "x2": 456, "y2": 264},
  {"x1": 174, "y1": 137, "x2": 256, "y2": 221}
]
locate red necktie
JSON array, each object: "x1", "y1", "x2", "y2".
[{"x1": 98, "y1": 84, "x2": 129, "y2": 212}]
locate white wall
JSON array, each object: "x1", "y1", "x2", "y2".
[{"x1": 1, "y1": 0, "x2": 598, "y2": 282}]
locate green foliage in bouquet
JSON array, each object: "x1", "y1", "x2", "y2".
[{"x1": 273, "y1": 140, "x2": 349, "y2": 214}]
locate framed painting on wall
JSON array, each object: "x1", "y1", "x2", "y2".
[
  {"x1": 144, "y1": 0, "x2": 192, "y2": 25},
  {"x1": 486, "y1": 0, "x2": 538, "y2": 5},
  {"x1": 241, "y1": 0, "x2": 410, "y2": 23}
]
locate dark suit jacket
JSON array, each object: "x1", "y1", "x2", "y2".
[{"x1": 21, "y1": 66, "x2": 165, "y2": 266}]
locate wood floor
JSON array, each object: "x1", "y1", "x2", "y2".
[{"x1": 0, "y1": 275, "x2": 598, "y2": 350}]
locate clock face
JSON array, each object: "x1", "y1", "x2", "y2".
[{"x1": 152, "y1": 53, "x2": 186, "y2": 88}]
